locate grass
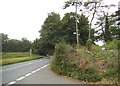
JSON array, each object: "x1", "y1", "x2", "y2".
[
  {"x1": 1, "y1": 52, "x2": 43, "y2": 66},
  {"x1": 2, "y1": 52, "x2": 30, "y2": 58}
]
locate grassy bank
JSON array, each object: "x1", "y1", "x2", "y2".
[
  {"x1": 2, "y1": 52, "x2": 30, "y2": 58},
  {"x1": 50, "y1": 41, "x2": 118, "y2": 84},
  {"x1": 1, "y1": 52, "x2": 43, "y2": 66}
]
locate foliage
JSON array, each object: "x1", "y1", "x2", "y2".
[
  {"x1": 38, "y1": 12, "x2": 62, "y2": 55},
  {"x1": 38, "y1": 12, "x2": 90, "y2": 55},
  {"x1": 86, "y1": 39, "x2": 92, "y2": 51},
  {"x1": 32, "y1": 38, "x2": 40, "y2": 54},
  {"x1": 51, "y1": 41, "x2": 118, "y2": 84},
  {"x1": 1, "y1": 33, "x2": 32, "y2": 52},
  {"x1": 95, "y1": 15, "x2": 118, "y2": 42},
  {"x1": 103, "y1": 39, "x2": 119, "y2": 50},
  {"x1": 0, "y1": 33, "x2": 9, "y2": 43},
  {"x1": 62, "y1": 13, "x2": 91, "y2": 45},
  {"x1": 51, "y1": 42, "x2": 102, "y2": 82},
  {"x1": 64, "y1": 0, "x2": 117, "y2": 43}
]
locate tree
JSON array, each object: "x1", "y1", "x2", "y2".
[
  {"x1": 38, "y1": 12, "x2": 91, "y2": 55},
  {"x1": 3, "y1": 39, "x2": 21, "y2": 52},
  {"x1": 95, "y1": 7, "x2": 118, "y2": 43},
  {"x1": 32, "y1": 38, "x2": 40, "y2": 54},
  {"x1": 62, "y1": 12, "x2": 76, "y2": 44},
  {"x1": 112, "y1": 7, "x2": 120, "y2": 40},
  {"x1": 1, "y1": 33, "x2": 9, "y2": 52},
  {"x1": 20, "y1": 38, "x2": 31, "y2": 52},
  {"x1": 39, "y1": 12, "x2": 62, "y2": 55},
  {"x1": 0, "y1": 33, "x2": 9, "y2": 43},
  {"x1": 63, "y1": 0, "x2": 116, "y2": 50},
  {"x1": 63, "y1": 0, "x2": 102, "y2": 50},
  {"x1": 62, "y1": 12, "x2": 91, "y2": 45},
  {"x1": 1, "y1": 33, "x2": 31, "y2": 52}
]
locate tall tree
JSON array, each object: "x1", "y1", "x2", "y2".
[
  {"x1": 62, "y1": 12, "x2": 91, "y2": 45},
  {"x1": 1, "y1": 33, "x2": 9, "y2": 52},
  {"x1": 95, "y1": 7, "x2": 117, "y2": 43},
  {"x1": 1, "y1": 33, "x2": 9, "y2": 43},
  {"x1": 38, "y1": 12, "x2": 90, "y2": 55},
  {"x1": 39, "y1": 12, "x2": 62, "y2": 55}
]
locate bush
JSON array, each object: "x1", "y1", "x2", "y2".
[
  {"x1": 86, "y1": 39, "x2": 92, "y2": 51},
  {"x1": 51, "y1": 41, "x2": 73, "y2": 72},
  {"x1": 94, "y1": 48, "x2": 118, "y2": 84},
  {"x1": 51, "y1": 42, "x2": 118, "y2": 83},
  {"x1": 103, "y1": 39, "x2": 119, "y2": 50},
  {"x1": 75, "y1": 68, "x2": 102, "y2": 82},
  {"x1": 91, "y1": 44, "x2": 101, "y2": 54},
  {"x1": 51, "y1": 42, "x2": 102, "y2": 82}
]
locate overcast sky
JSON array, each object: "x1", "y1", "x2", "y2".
[{"x1": 0, "y1": 0, "x2": 119, "y2": 42}]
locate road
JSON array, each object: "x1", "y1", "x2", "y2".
[{"x1": 1, "y1": 58, "x2": 81, "y2": 85}]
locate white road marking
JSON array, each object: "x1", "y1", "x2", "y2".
[
  {"x1": 1, "y1": 59, "x2": 42, "y2": 72},
  {"x1": 36, "y1": 68, "x2": 40, "y2": 71},
  {"x1": 8, "y1": 81, "x2": 16, "y2": 85},
  {"x1": 16, "y1": 76, "x2": 25, "y2": 81},
  {"x1": 41, "y1": 64, "x2": 49, "y2": 69},
  {"x1": 7, "y1": 64, "x2": 49, "y2": 85},
  {"x1": 31, "y1": 70, "x2": 37, "y2": 74},
  {"x1": 25, "y1": 73, "x2": 32, "y2": 77}
]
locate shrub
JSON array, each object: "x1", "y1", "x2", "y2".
[
  {"x1": 51, "y1": 42, "x2": 102, "y2": 82},
  {"x1": 51, "y1": 41, "x2": 118, "y2": 83},
  {"x1": 103, "y1": 39, "x2": 119, "y2": 50},
  {"x1": 86, "y1": 39, "x2": 92, "y2": 51},
  {"x1": 75, "y1": 67, "x2": 102, "y2": 82}
]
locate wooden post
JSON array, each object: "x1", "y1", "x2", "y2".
[{"x1": 30, "y1": 49, "x2": 32, "y2": 57}]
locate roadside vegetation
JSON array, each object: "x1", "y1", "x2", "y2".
[
  {"x1": 51, "y1": 40, "x2": 118, "y2": 84},
  {"x1": 1, "y1": 52, "x2": 43, "y2": 66},
  {"x1": 1, "y1": 0, "x2": 119, "y2": 84},
  {"x1": 0, "y1": 33, "x2": 43, "y2": 66}
]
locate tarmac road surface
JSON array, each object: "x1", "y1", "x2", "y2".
[{"x1": 1, "y1": 58, "x2": 81, "y2": 85}]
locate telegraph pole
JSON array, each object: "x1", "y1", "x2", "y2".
[
  {"x1": 118, "y1": 1, "x2": 120, "y2": 83},
  {"x1": 75, "y1": 0, "x2": 79, "y2": 48}
]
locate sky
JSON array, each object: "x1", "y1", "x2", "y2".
[{"x1": 0, "y1": 0, "x2": 119, "y2": 42}]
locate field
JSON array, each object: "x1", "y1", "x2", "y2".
[{"x1": 1, "y1": 52, "x2": 43, "y2": 66}]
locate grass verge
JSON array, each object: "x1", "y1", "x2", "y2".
[{"x1": 1, "y1": 53, "x2": 43, "y2": 66}]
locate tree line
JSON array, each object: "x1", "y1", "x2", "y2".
[
  {"x1": 33, "y1": 11, "x2": 118, "y2": 56},
  {"x1": 1, "y1": 33, "x2": 31, "y2": 52},
  {"x1": 1, "y1": 0, "x2": 119, "y2": 55},
  {"x1": 1, "y1": 10, "x2": 118, "y2": 55},
  {"x1": 32, "y1": 12, "x2": 93, "y2": 55}
]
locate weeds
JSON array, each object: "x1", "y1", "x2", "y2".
[{"x1": 51, "y1": 41, "x2": 118, "y2": 84}]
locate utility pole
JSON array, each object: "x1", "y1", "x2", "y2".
[
  {"x1": 117, "y1": 1, "x2": 120, "y2": 39},
  {"x1": 75, "y1": 0, "x2": 79, "y2": 48},
  {"x1": 71, "y1": 0, "x2": 82, "y2": 47},
  {"x1": 118, "y1": 1, "x2": 120, "y2": 26},
  {"x1": 118, "y1": 1, "x2": 120, "y2": 84}
]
